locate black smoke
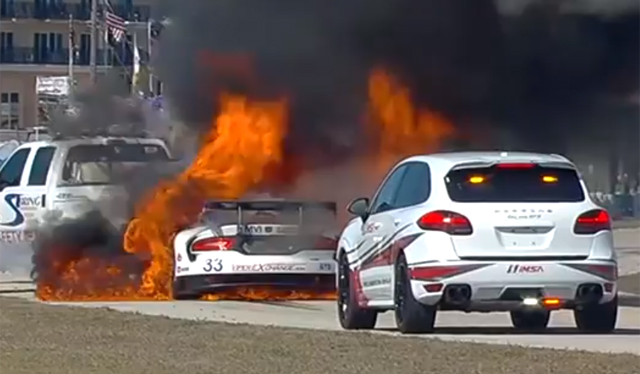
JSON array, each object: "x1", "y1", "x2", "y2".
[{"x1": 154, "y1": 0, "x2": 638, "y2": 157}]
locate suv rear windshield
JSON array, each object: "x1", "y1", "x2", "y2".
[
  {"x1": 445, "y1": 165, "x2": 585, "y2": 203},
  {"x1": 61, "y1": 143, "x2": 169, "y2": 185}
]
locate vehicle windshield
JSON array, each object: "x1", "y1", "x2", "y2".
[
  {"x1": 60, "y1": 143, "x2": 169, "y2": 186},
  {"x1": 445, "y1": 164, "x2": 586, "y2": 203}
]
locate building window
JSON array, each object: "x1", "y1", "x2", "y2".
[
  {"x1": 0, "y1": 32, "x2": 13, "y2": 63},
  {"x1": 0, "y1": 93, "x2": 20, "y2": 129}
]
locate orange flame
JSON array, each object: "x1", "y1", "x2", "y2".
[
  {"x1": 123, "y1": 93, "x2": 290, "y2": 299},
  {"x1": 368, "y1": 68, "x2": 455, "y2": 172},
  {"x1": 36, "y1": 67, "x2": 456, "y2": 302}
]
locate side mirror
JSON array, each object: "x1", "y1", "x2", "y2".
[{"x1": 347, "y1": 197, "x2": 370, "y2": 220}]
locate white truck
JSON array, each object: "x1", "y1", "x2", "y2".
[{"x1": 0, "y1": 135, "x2": 172, "y2": 245}]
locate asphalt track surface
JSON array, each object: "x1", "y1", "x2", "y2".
[{"x1": 1, "y1": 227, "x2": 639, "y2": 355}]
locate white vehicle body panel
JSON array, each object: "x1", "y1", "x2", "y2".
[
  {"x1": 0, "y1": 136, "x2": 171, "y2": 243},
  {"x1": 173, "y1": 225, "x2": 336, "y2": 278},
  {"x1": 338, "y1": 151, "x2": 618, "y2": 310}
]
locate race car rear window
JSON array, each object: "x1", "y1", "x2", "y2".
[{"x1": 445, "y1": 165, "x2": 585, "y2": 203}]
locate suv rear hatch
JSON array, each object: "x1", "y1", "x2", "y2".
[{"x1": 444, "y1": 161, "x2": 600, "y2": 260}]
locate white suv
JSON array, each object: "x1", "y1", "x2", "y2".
[{"x1": 337, "y1": 151, "x2": 617, "y2": 334}]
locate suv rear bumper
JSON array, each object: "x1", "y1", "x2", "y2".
[{"x1": 409, "y1": 259, "x2": 617, "y2": 311}]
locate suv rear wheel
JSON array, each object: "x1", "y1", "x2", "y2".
[
  {"x1": 574, "y1": 296, "x2": 618, "y2": 333},
  {"x1": 394, "y1": 253, "x2": 437, "y2": 334}
]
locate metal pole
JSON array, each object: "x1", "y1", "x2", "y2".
[
  {"x1": 89, "y1": 0, "x2": 98, "y2": 84},
  {"x1": 68, "y1": 14, "x2": 75, "y2": 97}
]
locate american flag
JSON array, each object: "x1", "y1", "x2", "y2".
[{"x1": 105, "y1": 4, "x2": 126, "y2": 42}]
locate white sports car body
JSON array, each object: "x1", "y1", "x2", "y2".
[
  {"x1": 172, "y1": 199, "x2": 338, "y2": 299},
  {"x1": 337, "y1": 151, "x2": 619, "y2": 333}
]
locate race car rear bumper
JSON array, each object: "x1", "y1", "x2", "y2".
[{"x1": 173, "y1": 273, "x2": 336, "y2": 298}]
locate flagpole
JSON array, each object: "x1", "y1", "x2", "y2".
[
  {"x1": 131, "y1": 31, "x2": 138, "y2": 95},
  {"x1": 89, "y1": 0, "x2": 98, "y2": 84},
  {"x1": 147, "y1": 20, "x2": 153, "y2": 95},
  {"x1": 67, "y1": 13, "x2": 75, "y2": 102}
]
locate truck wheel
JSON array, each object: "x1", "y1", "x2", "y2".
[
  {"x1": 510, "y1": 310, "x2": 550, "y2": 331},
  {"x1": 574, "y1": 296, "x2": 618, "y2": 333},
  {"x1": 394, "y1": 253, "x2": 437, "y2": 334},
  {"x1": 337, "y1": 252, "x2": 377, "y2": 330}
]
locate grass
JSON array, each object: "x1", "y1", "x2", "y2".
[{"x1": 0, "y1": 296, "x2": 638, "y2": 374}]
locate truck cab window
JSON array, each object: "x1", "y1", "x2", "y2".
[
  {"x1": 0, "y1": 148, "x2": 31, "y2": 188},
  {"x1": 28, "y1": 147, "x2": 56, "y2": 186}
]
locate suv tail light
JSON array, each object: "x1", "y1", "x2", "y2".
[
  {"x1": 496, "y1": 162, "x2": 536, "y2": 169},
  {"x1": 315, "y1": 236, "x2": 338, "y2": 250},
  {"x1": 573, "y1": 209, "x2": 611, "y2": 235},
  {"x1": 417, "y1": 210, "x2": 473, "y2": 235},
  {"x1": 191, "y1": 237, "x2": 235, "y2": 252}
]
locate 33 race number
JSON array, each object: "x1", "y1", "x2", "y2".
[{"x1": 203, "y1": 258, "x2": 223, "y2": 273}]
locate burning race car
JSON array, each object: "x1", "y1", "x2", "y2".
[{"x1": 171, "y1": 199, "x2": 339, "y2": 299}]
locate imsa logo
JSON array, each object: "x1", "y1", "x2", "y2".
[{"x1": 506, "y1": 264, "x2": 544, "y2": 274}]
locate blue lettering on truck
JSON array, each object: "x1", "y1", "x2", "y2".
[{"x1": 0, "y1": 193, "x2": 46, "y2": 227}]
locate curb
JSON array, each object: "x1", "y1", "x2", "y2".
[{"x1": 619, "y1": 292, "x2": 640, "y2": 307}]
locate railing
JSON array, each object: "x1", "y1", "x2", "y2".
[
  {"x1": 1, "y1": 47, "x2": 150, "y2": 66},
  {"x1": 0, "y1": 1, "x2": 151, "y2": 22}
]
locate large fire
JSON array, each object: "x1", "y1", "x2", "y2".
[{"x1": 35, "y1": 68, "x2": 455, "y2": 302}]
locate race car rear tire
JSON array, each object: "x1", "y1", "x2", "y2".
[
  {"x1": 574, "y1": 296, "x2": 618, "y2": 333},
  {"x1": 394, "y1": 253, "x2": 437, "y2": 334},
  {"x1": 337, "y1": 252, "x2": 377, "y2": 330},
  {"x1": 510, "y1": 310, "x2": 550, "y2": 331},
  {"x1": 172, "y1": 278, "x2": 200, "y2": 300}
]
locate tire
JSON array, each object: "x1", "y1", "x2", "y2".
[
  {"x1": 574, "y1": 296, "x2": 618, "y2": 333},
  {"x1": 172, "y1": 278, "x2": 200, "y2": 300},
  {"x1": 394, "y1": 253, "x2": 437, "y2": 334},
  {"x1": 337, "y1": 252, "x2": 377, "y2": 330},
  {"x1": 510, "y1": 310, "x2": 550, "y2": 331}
]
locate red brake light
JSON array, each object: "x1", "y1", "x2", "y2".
[
  {"x1": 417, "y1": 210, "x2": 473, "y2": 235},
  {"x1": 315, "y1": 236, "x2": 338, "y2": 250},
  {"x1": 496, "y1": 163, "x2": 536, "y2": 169},
  {"x1": 574, "y1": 209, "x2": 611, "y2": 235},
  {"x1": 191, "y1": 237, "x2": 235, "y2": 251}
]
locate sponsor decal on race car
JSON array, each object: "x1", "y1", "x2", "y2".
[
  {"x1": 319, "y1": 263, "x2": 333, "y2": 271},
  {"x1": 202, "y1": 258, "x2": 223, "y2": 273},
  {"x1": 175, "y1": 266, "x2": 190, "y2": 274},
  {"x1": 506, "y1": 264, "x2": 544, "y2": 274},
  {"x1": 176, "y1": 253, "x2": 182, "y2": 262},
  {"x1": 232, "y1": 263, "x2": 307, "y2": 272}
]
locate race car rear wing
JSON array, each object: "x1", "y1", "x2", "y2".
[{"x1": 201, "y1": 200, "x2": 337, "y2": 226}]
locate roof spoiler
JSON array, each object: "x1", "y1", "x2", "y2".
[
  {"x1": 200, "y1": 199, "x2": 337, "y2": 232},
  {"x1": 203, "y1": 200, "x2": 337, "y2": 212},
  {"x1": 450, "y1": 160, "x2": 577, "y2": 171}
]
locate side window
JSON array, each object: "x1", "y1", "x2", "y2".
[
  {"x1": 369, "y1": 165, "x2": 408, "y2": 214},
  {"x1": 28, "y1": 147, "x2": 56, "y2": 186},
  {"x1": 394, "y1": 162, "x2": 432, "y2": 209},
  {"x1": 0, "y1": 148, "x2": 31, "y2": 188}
]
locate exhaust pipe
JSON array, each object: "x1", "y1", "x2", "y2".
[
  {"x1": 576, "y1": 283, "x2": 603, "y2": 303},
  {"x1": 443, "y1": 284, "x2": 472, "y2": 305}
]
